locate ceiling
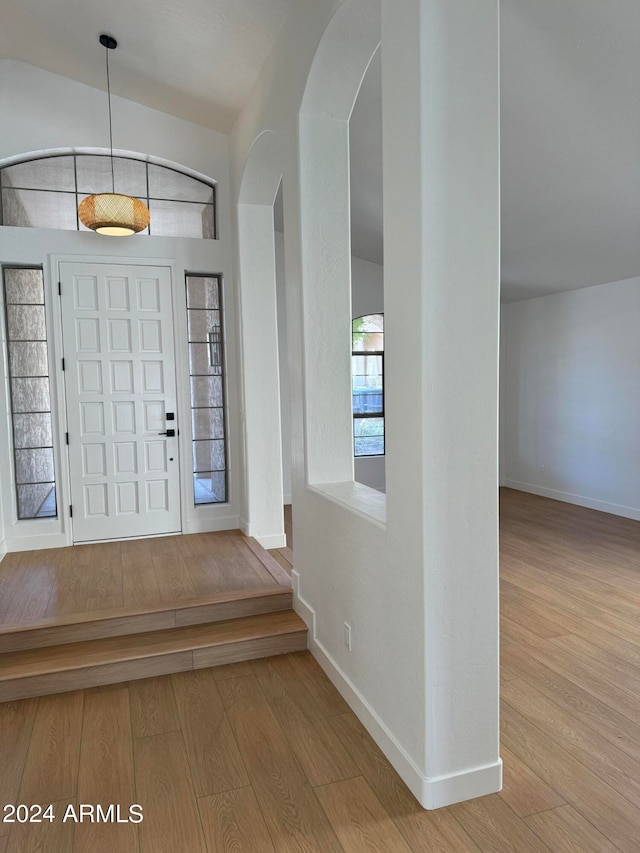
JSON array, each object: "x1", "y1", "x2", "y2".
[
  {"x1": 348, "y1": 0, "x2": 640, "y2": 301},
  {"x1": 0, "y1": 0, "x2": 290, "y2": 133},
  {"x1": 500, "y1": 0, "x2": 640, "y2": 301},
  {"x1": 1, "y1": 0, "x2": 637, "y2": 300}
]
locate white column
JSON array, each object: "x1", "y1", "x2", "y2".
[
  {"x1": 237, "y1": 203, "x2": 286, "y2": 548},
  {"x1": 383, "y1": 0, "x2": 501, "y2": 807}
]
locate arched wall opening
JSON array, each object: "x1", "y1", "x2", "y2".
[
  {"x1": 237, "y1": 129, "x2": 286, "y2": 547},
  {"x1": 298, "y1": 1, "x2": 382, "y2": 488}
]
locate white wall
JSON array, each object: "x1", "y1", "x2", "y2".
[
  {"x1": 352, "y1": 254, "x2": 383, "y2": 318},
  {"x1": 0, "y1": 61, "x2": 240, "y2": 550},
  {"x1": 0, "y1": 61, "x2": 229, "y2": 196},
  {"x1": 351, "y1": 255, "x2": 385, "y2": 491},
  {"x1": 275, "y1": 231, "x2": 292, "y2": 503},
  {"x1": 231, "y1": 0, "x2": 501, "y2": 809},
  {"x1": 501, "y1": 276, "x2": 640, "y2": 519},
  {"x1": 275, "y1": 247, "x2": 386, "y2": 499}
]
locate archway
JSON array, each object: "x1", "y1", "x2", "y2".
[{"x1": 298, "y1": 0, "x2": 381, "y2": 486}]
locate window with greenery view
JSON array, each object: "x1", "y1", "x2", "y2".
[{"x1": 352, "y1": 314, "x2": 384, "y2": 456}]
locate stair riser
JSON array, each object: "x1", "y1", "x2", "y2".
[
  {"x1": 0, "y1": 630, "x2": 307, "y2": 702},
  {"x1": 0, "y1": 591, "x2": 293, "y2": 653}
]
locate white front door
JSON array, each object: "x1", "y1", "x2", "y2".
[{"x1": 60, "y1": 262, "x2": 181, "y2": 542}]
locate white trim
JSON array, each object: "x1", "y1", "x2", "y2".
[
  {"x1": 6, "y1": 533, "x2": 69, "y2": 552},
  {"x1": 0, "y1": 540, "x2": 6, "y2": 562},
  {"x1": 255, "y1": 533, "x2": 287, "y2": 549},
  {"x1": 183, "y1": 514, "x2": 240, "y2": 534},
  {"x1": 422, "y1": 760, "x2": 503, "y2": 810},
  {"x1": 48, "y1": 255, "x2": 73, "y2": 546},
  {"x1": 292, "y1": 569, "x2": 502, "y2": 809},
  {"x1": 502, "y1": 480, "x2": 640, "y2": 521},
  {"x1": 283, "y1": 494, "x2": 292, "y2": 505},
  {"x1": 239, "y1": 518, "x2": 286, "y2": 549},
  {"x1": 0, "y1": 148, "x2": 218, "y2": 187}
]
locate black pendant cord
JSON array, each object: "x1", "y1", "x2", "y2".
[{"x1": 105, "y1": 44, "x2": 115, "y2": 194}]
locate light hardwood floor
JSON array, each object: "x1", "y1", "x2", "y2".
[
  {"x1": 2, "y1": 489, "x2": 640, "y2": 851},
  {"x1": 0, "y1": 531, "x2": 281, "y2": 631}
]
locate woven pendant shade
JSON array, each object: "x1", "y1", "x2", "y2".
[{"x1": 78, "y1": 192, "x2": 150, "y2": 236}]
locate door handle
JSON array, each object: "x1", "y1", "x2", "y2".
[{"x1": 159, "y1": 429, "x2": 176, "y2": 437}]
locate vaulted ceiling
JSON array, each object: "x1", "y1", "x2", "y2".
[
  {"x1": 1, "y1": 0, "x2": 638, "y2": 301},
  {"x1": 0, "y1": 0, "x2": 290, "y2": 132}
]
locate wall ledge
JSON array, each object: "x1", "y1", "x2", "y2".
[{"x1": 307, "y1": 481, "x2": 386, "y2": 528}]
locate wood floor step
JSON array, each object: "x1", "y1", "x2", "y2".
[
  {"x1": 0, "y1": 610, "x2": 307, "y2": 702},
  {"x1": 0, "y1": 585, "x2": 293, "y2": 653}
]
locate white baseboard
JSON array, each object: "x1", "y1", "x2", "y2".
[
  {"x1": 283, "y1": 494, "x2": 292, "y2": 505},
  {"x1": 183, "y1": 515, "x2": 240, "y2": 534},
  {"x1": 423, "y1": 759, "x2": 502, "y2": 809},
  {"x1": 255, "y1": 533, "x2": 287, "y2": 549},
  {"x1": 6, "y1": 532, "x2": 69, "y2": 552},
  {"x1": 502, "y1": 480, "x2": 640, "y2": 521},
  {"x1": 0, "y1": 540, "x2": 6, "y2": 562},
  {"x1": 240, "y1": 518, "x2": 286, "y2": 549},
  {"x1": 291, "y1": 569, "x2": 503, "y2": 809}
]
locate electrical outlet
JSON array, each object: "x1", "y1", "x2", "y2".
[{"x1": 344, "y1": 622, "x2": 352, "y2": 651}]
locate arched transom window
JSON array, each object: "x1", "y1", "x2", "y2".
[{"x1": 0, "y1": 154, "x2": 216, "y2": 239}]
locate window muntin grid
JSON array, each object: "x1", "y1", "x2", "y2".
[
  {"x1": 186, "y1": 274, "x2": 228, "y2": 504},
  {"x1": 352, "y1": 314, "x2": 384, "y2": 457},
  {"x1": 0, "y1": 154, "x2": 216, "y2": 240},
  {"x1": 2, "y1": 267, "x2": 57, "y2": 519}
]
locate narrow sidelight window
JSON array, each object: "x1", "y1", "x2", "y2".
[
  {"x1": 2, "y1": 267, "x2": 57, "y2": 518},
  {"x1": 186, "y1": 274, "x2": 228, "y2": 504}
]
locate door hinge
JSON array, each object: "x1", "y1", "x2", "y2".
[
  {"x1": 65, "y1": 432, "x2": 69, "y2": 445},
  {"x1": 69, "y1": 504, "x2": 73, "y2": 518},
  {"x1": 58, "y1": 281, "x2": 62, "y2": 296},
  {"x1": 61, "y1": 358, "x2": 65, "y2": 371}
]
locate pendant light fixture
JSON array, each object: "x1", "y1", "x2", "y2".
[{"x1": 78, "y1": 34, "x2": 150, "y2": 236}]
